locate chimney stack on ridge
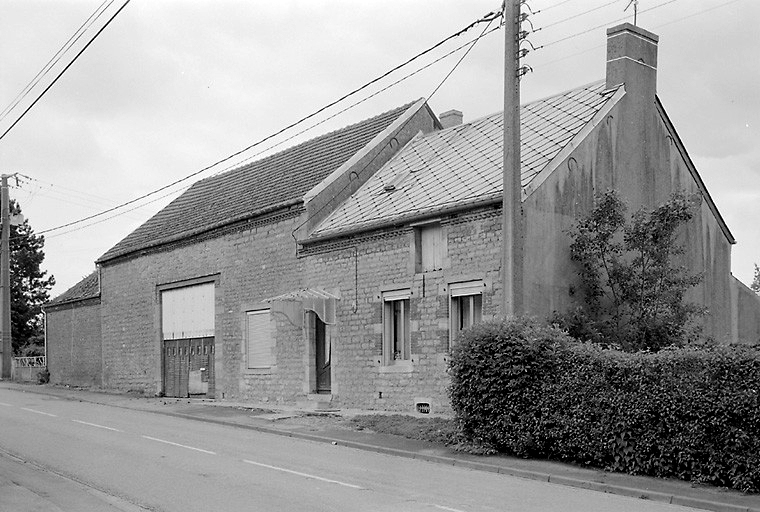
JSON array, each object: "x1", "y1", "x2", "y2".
[
  {"x1": 439, "y1": 109, "x2": 463, "y2": 129},
  {"x1": 605, "y1": 23, "x2": 661, "y2": 209},
  {"x1": 606, "y1": 23, "x2": 659, "y2": 99}
]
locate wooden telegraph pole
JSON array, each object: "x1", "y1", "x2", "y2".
[
  {"x1": 1, "y1": 174, "x2": 11, "y2": 379},
  {"x1": 502, "y1": 0, "x2": 524, "y2": 317}
]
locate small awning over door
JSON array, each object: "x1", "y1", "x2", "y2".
[{"x1": 262, "y1": 288, "x2": 339, "y2": 326}]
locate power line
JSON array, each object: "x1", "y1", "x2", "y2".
[
  {"x1": 32, "y1": 10, "x2": 502, "y2": 236},
  {"x1": 536, "y1": 0, "x2": 677, "y2": 49},
  {"x1": 290, "y1": 15, "x2": 499, "y2": 240},
  {"x1": 211, "y1": 25, "x2": 502, "y2": 179},
  {"x1": 533, "y1": 0, "x2": 622, "y2": 32},
  {"x1": 0, "y1": 0, "x2": 115, "y2": 124},
  {"x1": 0, "y1": 0, "x2": 131, "y2": 142},
  {"x1": 30, "y1": 22, "x2": 504, "y2": 241},
  {"x1": 535, "y1": 0, "x2": 738, "y2": 68},
  {"x1": 534, "y1": 0, "x2": 577, "y2": 13},
  {"x1": 42, "y1": 184, "x2": 190, "y2": 240}
]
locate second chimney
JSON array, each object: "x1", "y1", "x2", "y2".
[{"x1": 439, "y1": 109, "x2": 463, "y2": 129}]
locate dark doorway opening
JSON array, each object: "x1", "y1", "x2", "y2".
[{"x1": 315, "y1": 318, "x2": 331, "y2": 394}]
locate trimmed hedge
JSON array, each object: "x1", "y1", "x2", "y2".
[{"x1": 449, "y1": 318, "x2": 760, "y2": 492}]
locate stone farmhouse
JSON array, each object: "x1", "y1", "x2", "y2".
[{"x1": 45, "y1": 24, "x2": 760, "y2": 412}]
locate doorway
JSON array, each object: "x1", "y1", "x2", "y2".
[{"x1": 315, "y1": 317, "x2": 331, "y2": 393}]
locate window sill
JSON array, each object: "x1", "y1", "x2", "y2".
[
  {"x1": 245, "y1": 366, "x2": 276, "y2": 375},
  {"x1": 379, "y1": 361, "x2": 414, "y2": 374}
]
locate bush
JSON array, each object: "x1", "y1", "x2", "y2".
[
  {"x1": 448, "y1": 317, "x2": 572, "y2": 455},
  {"x1": 566, "y1": 190, "x2": 704, "y2": 351},
  {"x1": 449, "y1": 318, "x2": 760, "y2": 492}
]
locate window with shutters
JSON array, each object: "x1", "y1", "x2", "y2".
[
  {"x1": 449, "y1": 281, "x2": 484, "y2": 348},
  {"x1": 382, "y1": 289, "x2": 411, "y2": 365},
  {"x1": 246, "y1": 309, "x2": 274, "y2": 369},
  {"x1": 414, "y1": 224, "x2": 444, "y2": 272}
]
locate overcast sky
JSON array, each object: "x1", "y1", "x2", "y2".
[{"x1": 0, "y1": 0, "x2": 758, "y2": 298}]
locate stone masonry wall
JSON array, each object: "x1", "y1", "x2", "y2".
[
  {"x1": 99, "y1": 209, "x2": 306, "y2": 401},
  {"x1": 45, "y1": 298, "x2": 102, "y2": 387},
  {"x1": 302, "y1": 206, "x2": 502, "y2": 412}
]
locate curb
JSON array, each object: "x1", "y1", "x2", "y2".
[
  {"x1": 130, "y1": 409, "x2": 760, "y2": 512},
  {"x1": 6, "y1": 384, "x2": 760, "y2": 512}
]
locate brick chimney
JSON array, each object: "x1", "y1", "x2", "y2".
[
  {"x1": 439, "y1": 109, "x2": 463, "y2": 129},
  {"x1": 604, "y1": 23, "x2": 660, "y2": 209}
]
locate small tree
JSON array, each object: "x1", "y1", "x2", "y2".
[
  {"x1": 752, "y1": 264, "x2": 760, "y2": 294},
  {"x1": 9, "y1": 200, "x2": 55, "y2": 355},
  {"x1": 565, "y1": 190, "x2": 703, "y2": 351}
]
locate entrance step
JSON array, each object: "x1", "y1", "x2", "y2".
[{"x1": 296, "y1": 394, "x2": 337, "y2": 412}]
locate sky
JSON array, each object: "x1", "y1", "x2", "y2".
[{"x1": 0, "y1": 0, "x2": 758, "y2": 298}]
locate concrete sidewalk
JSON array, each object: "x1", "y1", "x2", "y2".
[{"x1": 3, "y1": 381, "x2": 760, "y2": 512}]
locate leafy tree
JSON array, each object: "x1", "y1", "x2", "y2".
[
  {"x1": 8, "y1": 200, "x2": 55, "y2": 355},
  {"x1": 564, "y1": 190, "x2": 703, "y2": 351},
  {"x1": 752, "y1": 264, "x2": 760, "y2": 294}
]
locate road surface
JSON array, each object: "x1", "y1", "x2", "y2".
[{"x1": 0, "y1": 387, "x2": 703, "y2": 512}]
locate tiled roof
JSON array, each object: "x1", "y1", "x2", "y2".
[
  {"x1": 98, "y1": 102, "x2": 415, "y2": 263},
  {"x1": 46, "y1": 271, "x2": 99, "y2": 307},
  {"x1": 312, "y1": 81, "x2": 615, "y2": 238}
]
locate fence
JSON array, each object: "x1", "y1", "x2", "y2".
[{"x1": 12, "y1": 356, "x2": 47, "y2": 382}]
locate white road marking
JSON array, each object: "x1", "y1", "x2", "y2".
[
  {"x1": 243, "y1": 459, "x2": 364, "y2": 489},
  {"x1": 21, "y1": 407, "x2": 57, "y2": 417},
  {"x1": 72, "y1": 419, "x2": 123, "y2": 432},
  {"x1": 142, "y1": 435, "x2": 216, "y2": 455},
  {"x1": 0, "y1": 402, "x2": 12, "y2": 406},
  {"x1": 433, "y1": 505, "x2": 467, "y2": 512}
]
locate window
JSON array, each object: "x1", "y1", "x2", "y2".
[
  {"x1": 246, "y1": 309, "x2": 274, "y2": 369},
  {"x1": 450, "y1": 281, "x2": 483, "y2": 346},
  {"x1": 382, "y1": 289, "x2": 411, "y2": 364},
  {"x1": 415, "y1": 224, "x2": 444, "y2": 272}
]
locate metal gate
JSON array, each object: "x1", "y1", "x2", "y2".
[{"x1": 163, "y1": 337, "x2": 214, "y2": 398}]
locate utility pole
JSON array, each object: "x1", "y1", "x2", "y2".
[
  {"x1": 502, "y1": 0, "x2": 524, "y2": 317},
  {"x1": 1, "y1": 174, "x2": 11, "y2": 379}
]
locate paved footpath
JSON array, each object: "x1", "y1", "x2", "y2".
[{"x1": 2, "y1": 380, "x2": 759, "y2": 512}]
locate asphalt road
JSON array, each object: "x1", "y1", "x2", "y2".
[{"x1": 0, "y1": 387, "x2": 705, "y2": 512}]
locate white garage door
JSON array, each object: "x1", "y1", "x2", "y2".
[{"x1": 161, "y1": 283, "x2": 215, "y2": 340}]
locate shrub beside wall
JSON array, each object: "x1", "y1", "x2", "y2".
[{"x1": 449, "y1": 318, "x2": 760, "y2": 492}]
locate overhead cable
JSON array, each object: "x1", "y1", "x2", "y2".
[
  {"x1": 535, "y1": 0, "x2": 677, "y2": 49},
  {"x1": 0, "y1": 0, "x2": 115, "y2": 124},
  {"x1": 0, "y1": 0, "x2": 131, "y2": 142},
  {"x1": 32, "y1": 10, "x2": 502, "y2": 236}
]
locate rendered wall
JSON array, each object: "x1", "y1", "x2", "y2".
[
  {"x1": 45, "y1": 298, "x2": 102, "y2": 387},
  {"x1": 522, "y1": 97, "x2": 736, "y2": 342},
  {"x1": 731, "y1": 277, "x2": 760, "y2": 344}
]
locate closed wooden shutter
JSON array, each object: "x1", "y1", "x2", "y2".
[
  {"x1": 247, "y1": 310, "x2": 274, "y2": 368},
  {"x1": 420, "y1": 225, "x2": 443, "y2": 271}
]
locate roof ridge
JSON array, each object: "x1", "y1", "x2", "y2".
[
  {"x1": 195, "y1": 101, "x2": 417, "y2": 186},
  {"x1": 98, "y1": 100, "x2": 416, "y2": 264},
  {"x1": 430, "y1": 79, "x2": 608, "y2": 133}
]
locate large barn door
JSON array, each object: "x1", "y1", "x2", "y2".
[{"x1": 161, "y1": 283, "x2": 215, "y2": 398}]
